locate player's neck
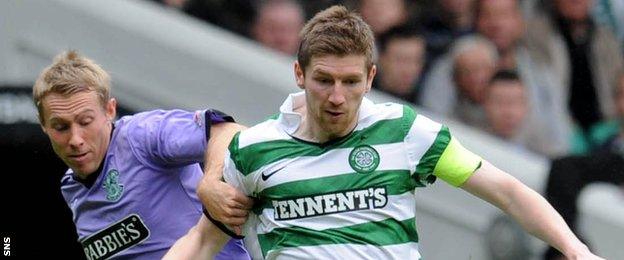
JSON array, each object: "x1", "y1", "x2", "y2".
[{"x1": 294, "y1": 108, "x2": 357, "y2": 144}]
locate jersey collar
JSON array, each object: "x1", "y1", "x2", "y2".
[{"x1": 277, "y1": 91, "x2": 375, "y2": 135}]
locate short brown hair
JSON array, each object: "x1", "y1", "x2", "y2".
[
  {"x1": 297, "y1": 5, "x2": 375, "y2": 73},
  {"x1": 33, "y1": 50, "x2": 111, "y2": 123}
]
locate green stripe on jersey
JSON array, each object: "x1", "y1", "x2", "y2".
[
  {"x1": 235, "y1": 105, "x2": 417, "y2": 175},
  {"x1": 257, "y1": 217, "x2": 418, "y2": 257},
  {"x1": 413, "y1": 125, "x2": 451, "y2": 186}
]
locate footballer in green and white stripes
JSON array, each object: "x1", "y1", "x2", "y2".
[
  {"x1": 166, "y1": 5, "x2": 601, "y2": 260},
  {"x1": 223, "y1": 93, "x2": 481, "y2": 259}
]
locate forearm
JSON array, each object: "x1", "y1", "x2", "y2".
[
  {"x1": 163, "y1": 216, "x2": 230, "y2": 259},
  {"x1": 204, "y1": 122, "x2": 246, "y2": 179},
  {"x1": 199, "y1": 122, "x2": 252, "y2": 227},
  {"x1": 503, "y1": 181, "x2": 588, "y2": 257},
  {"x1": 462, "y1": 161, "x2": 591, "y2": 258}
]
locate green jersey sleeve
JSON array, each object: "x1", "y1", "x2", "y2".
[
  {"x1": 406, "y1": 111, "x2": 481, "y2": 187},
  {"x1": 223, "y1": 132, "x2": 253, "y2": 195}
]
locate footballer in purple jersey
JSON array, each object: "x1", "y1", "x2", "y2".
[
  {"x1": 34, "y1": 51, "x2": 250, "y2": 260},
  {"x1": 60, "y1": 110, "x2": 248, "y2": 259}
]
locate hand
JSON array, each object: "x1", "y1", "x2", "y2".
[
  {"x1": 566, "y1": 253, "x2": 604, "y2": 260},
  {"x1": 198, "y1": 176, "x2": 253, "y2": 232},
  {"x1": 565, "y1": 246, "x2": 605, "y2": 260}
]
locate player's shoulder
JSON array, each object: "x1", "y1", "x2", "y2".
[
  {"x1": 114, "y1": 109, "x2": 194, "y2": 139},
  {"x1": 117, "y1": 109, "x2": 185, "y2": 127},
  {"x1": 235, "y1": 116, "x2": 290, "y2": 150},
  {"x1": 359, "y1": 101, "x2": 416, "y2": 128},
  {"x1": 370, "y1": 102, "x2": 413, "y2": 118}
]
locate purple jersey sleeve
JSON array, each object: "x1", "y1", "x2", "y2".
[{"x1": 125, "y1": 109, "x2": 234, "y2": 168}]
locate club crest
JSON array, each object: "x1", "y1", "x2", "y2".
[
  {"x1": 103, "y1": 169, "x2": 124, "y2": 202},
  {"x1": 349, "y1": 145, "x2": 380, "y2": 173}
]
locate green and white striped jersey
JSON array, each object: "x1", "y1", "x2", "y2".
[{"x1": 223, "y1": 92, "x2": 482, "y2": 259}]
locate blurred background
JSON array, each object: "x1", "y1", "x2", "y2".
[{"x1": 1, "y1": 0, "x2": 623, "y2": 259}]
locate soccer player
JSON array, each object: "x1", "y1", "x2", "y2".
[
  {"x1": 168, "y1": 5, "x2": 602, "y2": 260},
  {"x1": 33, "y1": 51, "x2": 251, "y2": 259}
]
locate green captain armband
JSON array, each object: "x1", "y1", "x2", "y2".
[{"x1": 433, "y1": 137, "x2": 482, "y2": 187}]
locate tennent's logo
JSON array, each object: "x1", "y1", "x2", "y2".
[{"x1": 272, "y1": 187, "x2": 388, "y2": 220}]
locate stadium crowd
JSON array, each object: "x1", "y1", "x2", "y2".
[{"x1": 153, "y1": 0, "x2": 623, "y2": 159}]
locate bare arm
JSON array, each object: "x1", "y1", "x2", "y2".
[
  {"x1": 460, "y1": 160, "x2": 602, "y2": 260},
  {"x1": 163, "y1": 216, "x2": 230, "y2": 259},
  {"x1": 199, "y1": 122, "x2": 253, "y2": 229}
]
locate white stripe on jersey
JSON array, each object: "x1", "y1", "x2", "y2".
[
  {"x1": 405, "y1": 114, "x2": 443, "y2": 173},
  {"x1": 237, "y1": 119, "x2": 290, "y2": 149},
  {"x1": 246, "y1": 142, "x2": 412, "y2": 191}
]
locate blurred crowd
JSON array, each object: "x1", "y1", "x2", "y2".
[{"x1": 150, "y1": 0, "x2": 624, "y2": 160}]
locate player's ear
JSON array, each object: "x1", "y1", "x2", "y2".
[
  {"x1": 366, "y1": 64, "x2": 377, "y2": 93},
  {"x1": 106, "y1": 98, "x2": 117, "y2": 121},
  {"x1": 294, "y1": 61, "x2": 305, "y2": 89}
]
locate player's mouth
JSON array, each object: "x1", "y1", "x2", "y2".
[
  {"x1": 326, "y1": 110, "x2": 344, "y2": 119},
  {"x1": 69, "y1": 152, "x2": 90, "y2": 163}
]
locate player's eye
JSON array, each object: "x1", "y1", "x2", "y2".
[
  {"x1": 316, "y1": 77, "x2": 332, "y2": 85},
  {"x1": 80, "y1": 117, "x2": 94, "y2": 126},
  {"x1": 344, "y1": 79, "x2": 360, "y2": 85},
  {"x1": 52, "y1": 123, "x2": 69, "y2": 131}
]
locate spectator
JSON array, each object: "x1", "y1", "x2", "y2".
[
  {"x1": 543, "y1": 71, "x2": 624, "y2": 260},
  {"x1": 251, "y1": 0, "x2": 305, "y2": 56},
  {"x1": 357, "y1": 0, "x2": 410, "y2": 36},
  {"x1": 422, "y1": 0, "x2": 573, "y2": 157},
  {"x1": 373, "y1": 24, "x2": 426, "y2": 103},
  {"x1": 422, "y1": 0, "x2": 476, "y2": 67},
  {"x1": 483, "y1": 70, "x2": 529, "y2": 147},
  {"x1": 451, "y1": 36, "x2": 498, "y2": 127},
  {"x1": 525, "y1": 0, "x2": 623, "y2": 149}
]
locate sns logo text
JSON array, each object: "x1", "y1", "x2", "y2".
[{"x1": 3, "y1": 237, "x2": 10, "y2": 256}]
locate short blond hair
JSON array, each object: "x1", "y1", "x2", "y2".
[
  {"x1": 297, "y1": 5, "x2": 375, "y2": 73},
  {"x1": 33, "y1": 50, "x2": 111, "y2": 123}
]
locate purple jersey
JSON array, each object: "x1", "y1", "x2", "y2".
[{"x1": 61, "y1": 109, "x2": 249, "y2": 260}]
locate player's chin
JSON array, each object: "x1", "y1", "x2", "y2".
[{"x1": 72, "y1": 163, "x2": 98, "y2": 177}]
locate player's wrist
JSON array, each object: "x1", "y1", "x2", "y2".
[
  {"x1": 561, "y1": 243, "x2": 591, "y2": 259},
  {"x1": 202, "y1": 207, "x2": 245, "y2": 239}
]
